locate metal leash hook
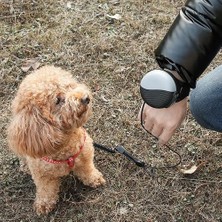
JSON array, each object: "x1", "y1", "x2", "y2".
[
  {"x1": 115, "y1": 146, "x2": 145, "y2": 167},
  {"x1": 115, "y1": 146, "x2": 157, "y2": 177}
]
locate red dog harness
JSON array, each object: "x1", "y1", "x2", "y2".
[{"x1": 41, "y1": 130, "x2": 86, "y2": 168}]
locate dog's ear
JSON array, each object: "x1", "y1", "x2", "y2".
[{"x1": 7, "y1": 106, "x2": 65, "y2": 158}]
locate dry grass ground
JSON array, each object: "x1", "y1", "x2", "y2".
[{"x1": 1, "y1": 0, "x2": 222, "y2": 221}]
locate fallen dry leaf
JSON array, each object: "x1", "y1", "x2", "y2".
[
  {"x1": 21, "y1": 59, "x2": 41, "y2": 72},
  {"x1": 106, "y1": 14, "x2": 122, "y2": 20},
  {"x1": 180, "y1": 165, "x2": 198, "y2": 175},
  {"x1": 101, "y1": 95, "x2": 109, "y2": 102},
  {"x1": 180, "y1": 161, "x2": 207, "y2": 175}
]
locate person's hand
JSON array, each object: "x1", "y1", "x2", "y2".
[{"x1": 138, "y1": 97, "x2": 188, "y2": 145}]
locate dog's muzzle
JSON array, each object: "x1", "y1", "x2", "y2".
[{"x1": 81, "y1": 95, "x2": 90, "y2": 105}]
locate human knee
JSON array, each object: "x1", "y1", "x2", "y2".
[{"x1": 189, "y1": 88, "x2": 210, "y2": 129}]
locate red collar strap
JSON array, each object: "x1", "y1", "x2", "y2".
[{"x1": 41, "y1": 130, "x2": 86, "y2": 168}]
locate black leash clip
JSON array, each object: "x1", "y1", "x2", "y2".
[
  {"x1": 115, "y1": 146, "x2": 145, "y2": 167},
  {"x1": 94, "y1": 142, "x2": 157, "y2": 176},
  {"x1": 93, "y1": 142, "x2": 145, "y2": 167}
]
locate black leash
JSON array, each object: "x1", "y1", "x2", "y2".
[
  {"x1": 93, "y1": 102, "x2": 182, "y2": 174},
  {"x1": 93, "y1": 142, "x2": 116, "y2": 154}
]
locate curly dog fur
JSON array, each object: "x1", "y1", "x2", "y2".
[{"x1": 7, "y1": 66, "x2": 106, "y2": 215}]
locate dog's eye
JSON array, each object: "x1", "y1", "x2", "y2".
[
  {"x1": 56, "y1": 97, "x2": 61, "y2": 105},
  {"x1": 55, "y1": 96, "x2": 65, "y2": 105}
]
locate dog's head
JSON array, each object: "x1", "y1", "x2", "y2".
[{"x1": 7, "y1": 66, "x2": 92, "y2": 158}]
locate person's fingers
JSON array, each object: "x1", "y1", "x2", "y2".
[
  {"x1": 144, "y1": 121, "x2": 154, "y2": 133},
  {"x1": 158, "y1": 128, "x2": 174, "y2": 146},
  {"x1": 151, "y1": 125, "x2": 163, "y2": 139}
]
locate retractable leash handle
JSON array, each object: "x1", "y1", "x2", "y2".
[
  {"x1": 139, "y1": 70, "x2": 182, "y2": 169},
  {"x1": 140, "y1": 70, "x2": 178, "y2": 108}
]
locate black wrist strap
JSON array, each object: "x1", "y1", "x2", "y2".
[
  {"x1": 165, "y1": 70, "x2": 190, "y2": 102},
  {"x1": 176, "y1": 83, "x2": 190, "y2": 102}
]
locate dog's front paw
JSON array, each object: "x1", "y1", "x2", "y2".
[
  {"x1": 34, "y1": 200, "x2": 56, "y2": 215},
  {"x1": 85, "y1": 170, "x2": 106, "y2": 188}
]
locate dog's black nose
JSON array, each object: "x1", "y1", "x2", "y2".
[{"x1": 81, "y1": 96, "x2": 90, "y2": 105}]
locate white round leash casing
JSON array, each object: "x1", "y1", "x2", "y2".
[{"x1": 140, "y1": 70, "x2": 178, "y2": 108}]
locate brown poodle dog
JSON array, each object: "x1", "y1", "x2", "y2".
[{"x1": 7, "y1": 66, "x2": 106, "y2": 215}]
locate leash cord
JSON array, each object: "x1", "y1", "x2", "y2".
[
  {"x1": 93, "y1": 142, "x2": 116, "y2": 153},
  {"x1": 140, "y1": 102, "x2": 182, "y2": 169}
]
